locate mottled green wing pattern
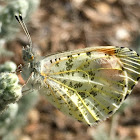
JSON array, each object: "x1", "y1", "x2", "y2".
[{"x1": 40, "y1": 46, "x2": 140, "y2": 126}]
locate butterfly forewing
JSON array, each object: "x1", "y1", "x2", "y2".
[{"x1": 38, "y1": 46, "x2": 140, "y2": 125}]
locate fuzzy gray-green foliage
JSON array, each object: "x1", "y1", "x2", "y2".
[
  {"x1": 0, "y1": 61, "x2": 17, "y2": 73},
  {"x1": 0, "y1": 1, "x2": 40, "y2": 139},
  {"x1": 0, "y1": 90, "x2": 39, "y2": 140},
  {"x1": 0, "y1": 72, "x2": 22, "y2": 113},
  {"x1": 0, "y1": 0, "x2": 40, "y2": 41},
  {"x1": 0, "y1": 62, "x2": 38, "y2": 139},
  {"x1": 0, "y1": 103, "x2": 18, "y2": 136},
  {"x1": 0, "y1": 0, "x2": 28, "y2": 41},
  {"x1": 0, "y1": 63, "x2": 39, "y2": 139}
]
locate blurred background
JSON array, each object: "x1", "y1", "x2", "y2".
[{"x1": 0, "y1": 0, "x2": 140, "y2": 140}]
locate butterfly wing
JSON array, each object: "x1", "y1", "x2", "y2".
[{"x1": 39, "y1": 46, "x2": 140, "y2": 125}]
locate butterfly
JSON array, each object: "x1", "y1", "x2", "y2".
[{"x1": 15, "y1": 15, "x2": 140, "y2": 126}]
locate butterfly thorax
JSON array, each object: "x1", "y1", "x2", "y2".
[{"x1": 21, "y1": 45, "x2": 43, "y2": 90}]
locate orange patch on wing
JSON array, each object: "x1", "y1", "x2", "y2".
[{"x1": 96, "y1": 48, "x2": 116, "y2": 56}]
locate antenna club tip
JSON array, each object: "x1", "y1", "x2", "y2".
[
  {"x1": 15, "y1": 15, "x2": 19, "y2": 22},
  {"x1": 15, "y1": 14, "x2": 23, "y2": 22},
  {"x1": 19, "y1": 14, "x2": 23, "y2": 21}
]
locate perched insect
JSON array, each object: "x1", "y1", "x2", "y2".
[{"x1": 15, "y1": 15, "x2": 140, "y2": 126}]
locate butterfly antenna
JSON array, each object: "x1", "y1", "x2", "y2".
[{"x1": 15, "y1": 14, "x2": 32, "y2": 50}]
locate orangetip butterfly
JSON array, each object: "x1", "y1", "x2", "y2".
[{"x1": 15, "y1": 15, "x2": 140, "y2": 126}]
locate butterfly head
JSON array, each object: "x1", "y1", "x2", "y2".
[{"x1": 22, "y1": 45, "x2": 34, "y2": 63}]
